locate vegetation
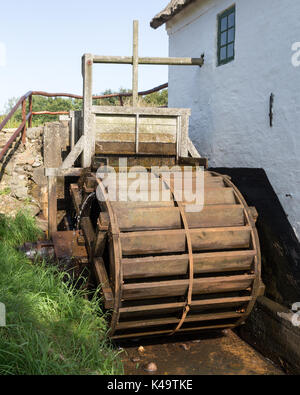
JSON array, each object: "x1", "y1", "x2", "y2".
[
  {"x1": 0, "y1": 212, "x2": 123, "y2": 375},
  {"x1": 0, "y1": 88, "x2": 168, "y2": 129}
]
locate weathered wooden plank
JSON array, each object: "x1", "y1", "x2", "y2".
[
  {"x1": 70, "y1": 184, "x2": 82, "y2": 215},
  {"x1": 48, "y1": 176, "x2": 57, "y2": 237},
  {"x1": 96, "y1": 130, "x2": 176, "y2": 143},
  {"x1": 111, "y1": 324, "x2": 235, "y2": 340},
  {"x1": 115, "y1": 205, "x2": 244, "y2": 231},
  {"x1": 187, "y1": 137, "x2": 201, "y2": 159},
  {"x1": 132, "y1": 20, "x2": 139, "y2": 106},
  {"x1": 119, "y1": 296, "x2": 252, "y2": 314},
  {"x1": 81, "y1": 217, "x2": 95, "y2": 258},
  {"x1": 94, "y1": 257, "x2": 114, "y2": 309},
  {"x1": 109, "y1": 187, "x2": 236, "y2": 207},
  {"x1": 95, "y1": 115, "x2": 177, "y2": 126},
  {"x1": 94, "y1": 230, "x2": 107, "y2": 257},
  {"x1": 117, "y1": 311, "x2": 243, "y2": 330},
  {"x1": 93, "y1": 156, "x2": 176, "y2": 169},
  {"x1": 122, "y1": 250, "x2": 255, "y2": 279},
  {"x1": 92, "y1": 105, "x2": 191, "y2": 117},
  {"x1": 95, "y1": 142, "x2": 176, "y2": 156},
  {"x1": 122, "y1": 274, "x2": 255, "y2": 300},
  {"x1": 117, "y1": 175, "x2": 225, "y2": 189},
  {"x1": 82, "y1": 54, "x2": 94, "y2": 167},
  {"x1": 120, "y1": 227, "x2": 252, "y2": 256},
  {"x1": 61, "y1": 135, "x2": 84, "y2": 169},
  {"x1": 45, "y1": 168, "x2": 83, "y2": 177},
  {"x1": 92, "y1": 55, "x2": 204, "y2": 67}
]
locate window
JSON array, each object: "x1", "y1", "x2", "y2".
[{"x1": 218, "y1": 5, "x2": 235, "y2": 66}]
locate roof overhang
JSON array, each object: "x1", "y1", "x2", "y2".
[{"x1": 150, "y1": 0, "x2": 197, "y2": 29}]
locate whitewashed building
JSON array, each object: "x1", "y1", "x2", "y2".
[{"x1": 151, "y1": 0, "x2": 300, "y2": 239}]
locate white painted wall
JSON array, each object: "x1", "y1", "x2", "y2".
[{"x1": 166, "y1": 0, "x2": 300, "y2": 239}]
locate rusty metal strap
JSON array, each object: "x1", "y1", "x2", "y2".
[{"x1": 159, "y1": 174, "x2": 194, "y2": 335}]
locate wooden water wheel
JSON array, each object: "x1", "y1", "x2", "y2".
[{"x1": 71, "y1": 168, "x2": 262, "y2": 340}]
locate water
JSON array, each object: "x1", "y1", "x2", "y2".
[{"x1": 76, "y1": 192, "x2": 96, "y2": 230}]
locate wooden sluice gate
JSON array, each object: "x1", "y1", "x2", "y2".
[{"x1": 46, "y1": 21, "x2": 264, "y2": 340}]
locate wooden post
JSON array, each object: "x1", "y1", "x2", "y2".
[
  {"x1": 82, "y1": 53, "x2": 94, "y2": 167},
  {"x1": 69, "y1": 110, "x2": 75, "y2": 150},
  {"x1": 48, "y1": 175, "x2": 57, "y2": 238},
  {"x1": 132, "y1": 20, "x2": 139, "y2": 107},
  {"x1": 22, "y1": 99, "x2": 27, "y2": 144},
  {"x1": 29, "y1": 95, "x2": 33, "y2": 128}
]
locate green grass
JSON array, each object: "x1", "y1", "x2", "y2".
[
  {"x1": 0, "y1": 212, "x2": 123, "y2": 375},
  {"x1": 0, "y1": 188, "x2": 11, "y2": 196}
]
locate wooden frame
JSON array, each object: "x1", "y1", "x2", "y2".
[
  {"x1": 46, "y1": 20, "x2": 204, "y2": 237},
  {"x1": 217, "y1": 5, "x2": 236, "y2": 66}
]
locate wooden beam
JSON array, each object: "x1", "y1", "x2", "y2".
[
  {"x1": 132, "y1": 20, "x2": 139, "y2": 106},
  {"x1": 187, "y1": 137, "x2": 201, "y2": 158},
  {"x1": 94, "y1": 258, "x2": 114, "y2": 309},
  {"x1": 82, "y1": 53, "x2": 94, "y2": 167},
  {"x1": 122, "y1": 274, "x2": 255, "y2": 300},
  {"x1": 117, "y1": 311, "x2": 243, "y2": 330},
  {"x1": 119, "y1": 296, "x2": 252, "y2": 314},
  {"x1": 120, "y1": 226, "x2": 252, "y2": 256},
  {"x1": 92, "y1": 105, "x2": 191, "y2": 116},
  {"x1": 70, "y1": 184, "x2": 82, "y2": 215},
  {"x1": 92, "y1": 56, "x2": 204, "y2": 67},
  {"x1": 122, "y1": 250, "x2": 255, "y2": 279},
  {"x1": 45, "y1": 168, "x2": 83, "y2": 177},
  {"x1": 48, "y1": 176, "x2": 57, "y2": 238},
  {"x1": 61, "y1": 135, "x2": 84, "y2": 169}
]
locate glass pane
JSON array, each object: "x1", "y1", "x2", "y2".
[
  {"x1": 227, "y1": 43, "x2": 234, "y2": 58},
  {"x1": 221, "y1": 31, "x2": 227, "y2": 46},
  {"x1": 221, "y1": 16, "x2": 227, "y2": 32},
  {"x1": 220, "y1": 46, "x2": 227, "y2": 61},
  {"x1": 228, "y1": 28, "x2": 235, "y2": 43},
  {"x1": 228, "y1": 12, "x2": 235, "y2": 28}
]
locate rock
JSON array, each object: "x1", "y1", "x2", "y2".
[
  {"x1": 26, "y1": 127, "x2": 43, "y2": 140},
  {"x1": 131, "y1": 357, "x2": 141, "y2": 363},
  {"x1": 32, "y1": 160, "x2": 42, "y2": 168},
  {"x1": 28, "y1": 204, "x2": 41, "y2": 217},
  {"x1": 36, "y1": 216, "x2": 48, "y2": 232},
  {"x1": 5, "y1": 160, "x2": 15, "y2": 175},
  {"x1": 138, "y1": 346, "x2": 145, "y2": 353},
  {"x1": 17, "y1": 151, "x2": 35, "y2": 165},
  {"x1": 12, "y1": 186, "x2": 28, "y2": 200},
  {"x1": 181, "y1": 343, "x2": 191, "y2": 351},
  {"x1": 144, "y1": 362, "x2": 157, "y2": 373}
]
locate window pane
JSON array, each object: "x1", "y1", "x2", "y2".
[
  {"x1": 220, "y1": 46, "x2": 227, "y2": 61},
  {"x1": 228, "y1": 28, "x2": 235, "y2": 43},
  {"x1": 228, "y1": 12, "x2": 235, "y2": 28},
  {"x1": 221, "y1": 16, "x2": 227, "y2": 32},
  {"x1": 221, "y1": 31, "x2": 227, "y2": 46},
  {"x1": 227, "y1": 43, "x2": 234, "y2": 58}
]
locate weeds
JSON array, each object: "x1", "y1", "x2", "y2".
[{"x1": 0, "y1": 212, "x2": 123, "y2": 375}]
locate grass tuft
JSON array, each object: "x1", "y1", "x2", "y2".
[{"x1": 0, "y1": 212, "x2": 123, "y2": 375}]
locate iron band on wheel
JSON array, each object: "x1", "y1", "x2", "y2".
[{"x1": 159, "y1": 173, "x2": 194, "y2": 335}]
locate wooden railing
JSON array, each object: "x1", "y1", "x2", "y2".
[{"x1": 0, "y1": 83, "x2": 168, "y2": 162}]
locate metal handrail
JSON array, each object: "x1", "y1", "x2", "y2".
[{"x1": 0, "y1": 82, "x2": 168, "y2": 162}]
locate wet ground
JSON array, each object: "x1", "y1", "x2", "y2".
[{"x1": 119, "y1": 329, "x2": 284, "y2": 375}]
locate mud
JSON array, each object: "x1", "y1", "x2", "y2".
[{"x1": 120, "y1": 330, "x2": 284, "y2": 375}]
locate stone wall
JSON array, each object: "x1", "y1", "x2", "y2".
[{"x1": 0, "y1": 120, "x2": 71, "y2": 231}]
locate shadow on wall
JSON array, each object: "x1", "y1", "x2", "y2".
[{"x1": 210, "y1": 167, "x2": 300, "y2": 308}]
